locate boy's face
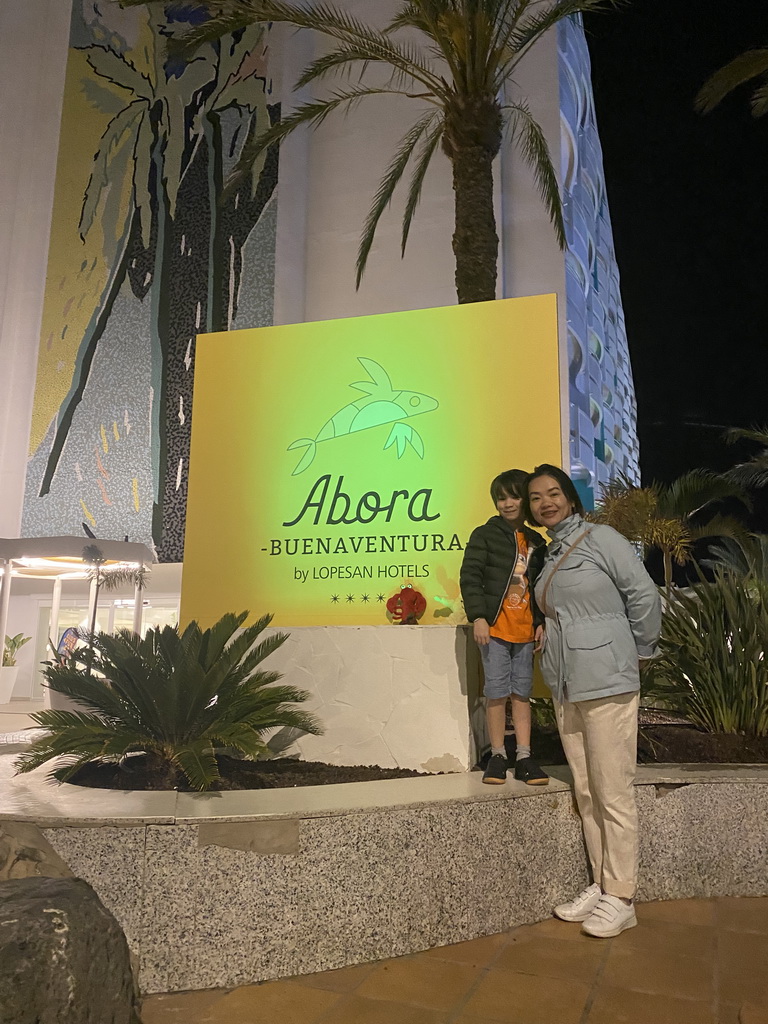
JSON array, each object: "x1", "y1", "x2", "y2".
[{"x1": 495, "y1": 488, "x2": 523, "y2": 526}]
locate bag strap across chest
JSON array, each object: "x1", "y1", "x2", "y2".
[{"x1": 538, "y1": 529, "x2": 592, "y2": 619}]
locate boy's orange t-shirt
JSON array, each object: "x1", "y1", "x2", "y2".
[{"x1": 489, "y1": 531, "x2": 535, "y2": 644}]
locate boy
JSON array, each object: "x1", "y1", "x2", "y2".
[{"x1": 460, "y1": 470, "x2": 549, "y2": 785}]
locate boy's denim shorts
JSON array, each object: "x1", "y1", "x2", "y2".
[{"x1": 479, "y1": 637, "x2": 535, "y2": 700}]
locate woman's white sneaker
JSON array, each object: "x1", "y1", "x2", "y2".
[
  {"x1": 553, "y1": 883, "x2": 603, "y2": 922},
  {"x1": 581, "y1": 895, "x2": 637, "y2": 938}
]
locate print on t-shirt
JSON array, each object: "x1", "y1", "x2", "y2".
[{"x1": 490, "y1": 533, "x2": 535, "y2": 644}]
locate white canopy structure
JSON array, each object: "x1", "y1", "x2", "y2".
[{"x1": 0, "y1": 537, "x2": 155, "y2": 704}]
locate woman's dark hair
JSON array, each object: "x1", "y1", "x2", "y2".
[
  {"x1": 523, "y1": 464, "x2": 584, "y2": 523},
  {"x1": 490, "y1": 469, "x2": 530, "y2": 504}
]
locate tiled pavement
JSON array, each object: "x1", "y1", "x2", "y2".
[{"x1": 141, "y1": 896, "x2": 768, "y2": 1024}]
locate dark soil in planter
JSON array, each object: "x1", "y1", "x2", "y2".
[
  {"x1": 637, "y1": 726, "x2": 768, "y2": 764},
  {"x1": 67, "y1": 753, "x2": 430, "y2": 792},
  {"x1": 527, "y1": 724, "x2": 768, "y2": 767},
  {"x1": 63, "y1": 722, "x2": 768, "y2": 792}
]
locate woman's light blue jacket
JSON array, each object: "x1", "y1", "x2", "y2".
[{"x1": 534, "y1": 514, "x2": 662, "y2": 703}]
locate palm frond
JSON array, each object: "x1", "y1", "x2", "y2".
[
  {"x1": 498, "y1": 0, "x2": 619, "y2": 83},
  {"x1": 225, "y1": 87, "x2": 417, "y2": 196},
  {"x1": 696, "y1": 48, "x2": 768, "y2": 114},
  {"x1": 356, "y1": 111, "x2": 439, "y2": 288},
  {"x1": 401, "y1": 117, "x2": 445, "y2": 255},
  {"x1": 657, "y1": 469, "x2": 750, "y2": 518},
  {"x1": 240, "y1": 1, "x2": 447, "y2": 93},
  {"x1": 724, "y1": 423, "x2": 768, "y2": 447},
  {"x1": 687, "y1": 513, "x2": 753, "y2": 555},
  {"x1": 170, "y1": 738, "x2": 221, "y2": 791},
  {"x1": 706, "y1": 533, "x2": 768, "y2": 584},
  {"x1": 504, "y1": 101, "x2": 565, "y2": 248},
  {"x1": 725, "y1": 460, "x2": 768, "y2": 490},
  {"x1": 751, "y1": 80, "x2": 768, "y2": 117}
]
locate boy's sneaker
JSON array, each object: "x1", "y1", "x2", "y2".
[
  {"x1": 482, "y1": 753, "x2": 508, "y2": 785},
  {"x1": 554, "y1": 883, "x2": 602, "y2": 922},
  {"x1": 581, "y1": 895, "x2": 637, "y2": 938},
  {"x1": 513, "y1": 757, "x2": 549, "y2": 786}
]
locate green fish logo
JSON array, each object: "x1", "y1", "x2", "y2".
[{"x1": 288, "y1": 357, "x2": 439, "y2": 476}]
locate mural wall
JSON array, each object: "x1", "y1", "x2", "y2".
[{"x1": 22, "y1": 1, "x2": 278, "y2": 561}]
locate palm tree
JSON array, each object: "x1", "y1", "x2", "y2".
[
  {"x1": 588, "y1": 470, "x2": 751, "y2": 592},
  {"x1": 696, "y1": 46, "x2": 768, "y2": 117},
  {"x1": 16, "y1": 612, "x2": 322, "y2": 791},
  {"x1": 82, "y1": 544, "x2": 149, "y2": 637},
  {"x1": 123, "y1": 0, "x2": 619, "y2": 304}
]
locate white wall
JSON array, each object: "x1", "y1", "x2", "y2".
[
  {"x1": 499, "y1": 27, "x2": 570, "y2": 467},
  {"x1": 0, "y1": 0, "x2": 73, "y2": 536}
]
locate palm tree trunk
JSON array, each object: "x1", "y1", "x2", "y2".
[
  {"x1": 444, "y1": 97, "x2": 503, "y2": 305},
  {"x1": 663, "y1": 548, "x2": 673, "y2": 594},
  {"x1": 154, "y1": 136, "x2": 214, "y2": 562},
  {"x1": 450, "y1": 143, "x2": 498, "y2": 304}
]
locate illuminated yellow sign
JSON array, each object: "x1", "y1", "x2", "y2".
[{"x1": 181, "y1": 296, "x2": 562, "y2": 627}]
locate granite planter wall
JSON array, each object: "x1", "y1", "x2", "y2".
[{"x1": 0, "y1": 762, "x2": 763, "y2": 995}]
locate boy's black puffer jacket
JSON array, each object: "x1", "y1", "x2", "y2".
[{"x1": 460, "y1": 517, "x2": 546, "y2": 627}]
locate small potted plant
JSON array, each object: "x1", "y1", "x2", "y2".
[{"x1": 1, "y1": 634, "x2": 31, "y2": 704}]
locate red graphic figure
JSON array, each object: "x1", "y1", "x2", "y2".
[{"x1": 386, "y1": 584, "x2": 427, "y2": 624}]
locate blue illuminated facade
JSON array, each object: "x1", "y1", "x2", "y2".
[{"x1": 558, "y1": 16, "x2": 640, "y2": 509}]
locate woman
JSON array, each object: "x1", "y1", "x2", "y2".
[{"x1": 524, "y1": 464, "x2": 661, "y2": 938}]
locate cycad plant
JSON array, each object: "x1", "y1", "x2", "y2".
[
  {"x1": 588, "y1": 470, "x2": 750, "y2": 591},
  {"x1": 123, "y1": 0, "x2": 619, "y2": 303},
  {"x1": 643, "y1": 572, "x2": 768, "y2": 738},
  {"x1": 16, "y1": 612, "x2": 321, "y2": 791}
]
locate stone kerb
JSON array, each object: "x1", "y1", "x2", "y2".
[{"x1": 1, "y1": 755, "x2": 766, "y2": 995}]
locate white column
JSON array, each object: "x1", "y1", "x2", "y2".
[
  {"x1": 132, "y1": 578, "x2": 144, "y2": 636},
  {"x1": 87, "y1": 578, "x2": 99, "y2": 636},
  {"x1": 0, "y1": 0, "x2": 73, "y2": 534},
  {"x1": 106, "y1": 600, "x2": 116, "y2": 636},
  {"x1": 48, "y1": 576, "x2": 62, "y2": 653},
  {"x1": 0, "y1": 561, "x2": 14, "y2": 684}
]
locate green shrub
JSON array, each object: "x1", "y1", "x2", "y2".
[
  {"x1": 643, "y1": 573, "x2": 768, "y2": 737},
  {"x1": 16, "y1": 611, "x2": 321, "y2": 791}
]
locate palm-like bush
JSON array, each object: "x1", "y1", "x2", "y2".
[
  {"x1": 643, "y1": 573, "x2": 768, "y2": 738},
  {"x1": 122, "y1": 0, "x2": 619, "y2": 303},
  {"x1": 16, "y1": 612, "x2": 321, "y2": 791},
  {"x1": 588, "y1": 470, "x2": 750, "y2": 591}
]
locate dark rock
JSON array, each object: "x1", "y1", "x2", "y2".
[{"x1": 0, "y1": 876, "x2": 141, "y2": 1024}]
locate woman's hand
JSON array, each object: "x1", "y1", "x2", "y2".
[
  {"x1": 534, "y1": 624, "x2": 546, "y2": 652},
  {"x1": 473, "y1": 618, "x2": 491, "y2": 646}
]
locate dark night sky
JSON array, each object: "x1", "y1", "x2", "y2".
[{"x1": 584, "y1": 0, "x2": 768, "y2": 484}]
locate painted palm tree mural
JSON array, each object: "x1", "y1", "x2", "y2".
[{"x1": 22, "y1": 1, "x2": 278, "y2": 561}]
